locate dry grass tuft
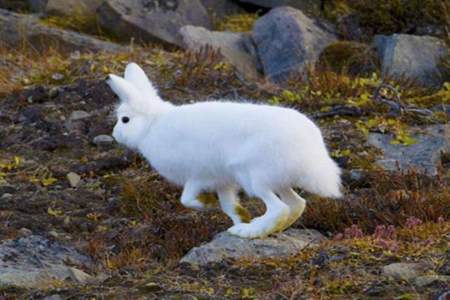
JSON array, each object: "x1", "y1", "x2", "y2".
[{"x1": 301, "y1": 170, "x2": 450, "y2": 233}]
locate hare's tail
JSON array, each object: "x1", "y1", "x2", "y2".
[{"x1": 298, "y1": 156, "x2": 342, "y2": 198}]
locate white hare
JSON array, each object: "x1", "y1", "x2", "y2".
[{"x1": 108, "y1": 63, "x2": 342, "y2": 239}]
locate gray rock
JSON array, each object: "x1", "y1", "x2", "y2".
[
  {"x1": 93, "y1": 134, "x2": 114, "y2": 146},
  {"x1": 368, "y1": 124, "x2": 450, "y2": 175},
  {"x1": 413, "y1": 275, "x2": 450, "y2": 288},
  {"x1": 69, "y1": 110, "x2": 90, "y2": 120},
  {"x1": 1, "y1": 193, "x2": 12, "y2": 199},
  {"x1": 0, "y1": 9, "x2": 125, "y2": 53},
  {"x1": 0, "y1": 235, "x2": 94, "y2": 288},
  {"x1": 97, "y1": 0, "x2": 212, "y2": 47},
  {"x1": 252, "y1": 6, "x2": 337, "y2": 82},
  {"x1": 66, "y1": 172, "x2": 81, "y2": 188},
  {"x1": 373, "y1": 34, "x2": 449, "y2": 88},
  {"x1": 68, "y1": 267, "x2": 95, "y2": 284},
  {"x1": 238, "y1": 0, "x2": 321, "y2": 16},
  {"x1": 43, "y1": 295, "x2": 63, "y2": 300},
  {"x1": 181, "y1": 228, "x2": 325, "y2": 266},
  {"x1": 200, "y1": 0, "x2": 244, "y2": 19},
  {"x1": 45, "y1": 0, "x2": 103, "y2": 17},
  {"x1": 382, "y1": 262, "x2": 427, "y2": 281},
  {"x1": 179, "y1": 25, "x2": 260, "y2": 80},
  {"x1": 17, "y1": 228, "x2": 33, "y2": 237}
]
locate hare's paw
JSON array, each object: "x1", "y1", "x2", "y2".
[
  {"x1": 227, "y1": 211, "x2": 288, "y2": 239},
  {"x1": 228, "y1": 223, "x2": 266, "y2": 239},
  {"x1": 181, "y1": 197, "x2": 207, "y2": 210}
]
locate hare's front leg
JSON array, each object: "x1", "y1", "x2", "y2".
[
  {"x1": 218, "y1": 187, "x2": 251, "y2": 225},
  {"x1": 180, "y1": 180, "x2": 208, "y2": 210}
]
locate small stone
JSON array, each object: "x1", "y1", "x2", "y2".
[
  {"x1": 18, "y1": 228, "x2": 32, "y2": 237},
  {"x1": 382, "y1": 262, "x2": 427, "y2": 281},
  {"x1": 70, "y1": 51, "x2": 81, "y2": 60},
  {"x1": 1, "y1": 193, "x2": 12, "y2": 199},
  {"x1": 48, "y1": 230, "x2": 59, "y2": 238},
  {"x1": 69, "y1": 110, "x2": 90, "y2": 121},
  {"x1": 43, "y1": 295, "x2": 63, "y2": 300},
  {"x1": 68, "y1": 267, "x2": 94, "y2": 284},
  {"x1": 51, "y1": 73, "x2": 64, "y2": 81},
  {"x1": 48, "y1": 87, "x2": 60, "y2": 98},
  {"x1": 141, "y1": 282, "x2": 162, "y2": 292},
  {"x1": 66, "y1": 172, "x2": 81, "y2": 188},
  {"x1": 93, "y1": 134, "x2": 114, "y2": 146}
]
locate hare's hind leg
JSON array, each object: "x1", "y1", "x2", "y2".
[
  {"x1": 218, "y1": 187, "x2": 251, "y2": 225},
  {"x1": 228, "y1": 185, "x2": 289, "y2": 238},
  {"x1": 278, "y1": 188, "x2": 306, "y2": 230}
]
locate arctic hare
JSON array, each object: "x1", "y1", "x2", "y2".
[{"x1": 108, "y1": 63, "x2": 342, "y2": 239}]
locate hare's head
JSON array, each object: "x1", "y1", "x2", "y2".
[{"x1": 107, "y1": 63, "x2": 166, "y2": 150}]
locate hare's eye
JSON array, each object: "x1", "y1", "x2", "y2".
[{"x1": 121, "y1": 116, "x2": 130, "y2": 124}]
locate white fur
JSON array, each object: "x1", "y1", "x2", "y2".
[{"x1": 108, "y1": 63, "x2": 342, "y2": 239}]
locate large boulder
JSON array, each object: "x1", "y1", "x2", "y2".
[
  {"x1": 181, "y1": 228, "x2": 325, "y2": 266},
  {"x1": 97, "y1": 0, "x2": 212, "y2": 47},
  {"x1": 252, "y1": 6, "x2": 337, "y2": 82},
  {"x1": 373, "y1": 34, "x2": 449, "y2": 88},
  {"x1": 238, "y1": 0, "x2": 321, "y2": 16},
  {"x1": 0, "y1": 235, "x2": 96, "y2": 288},
  {"x1": 179, "y1": 25, "x2": 260, "y2": 80},
  {"x1": 368, "y1": 124, "x2": 450, "y2": 175},
  {"x1": 0, "y1": 9, "x2": 124, "y2": 53},
  {"x1": 45, "y1": 0, "x2": 103, "y2": 17}
]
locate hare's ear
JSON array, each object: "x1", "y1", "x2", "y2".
[
  {"x1": 124, "y1": 63, "x2": 160, "y2": 101},
  {"x1": 107, "y1": 74, "x2": 142, "y2": 105}
]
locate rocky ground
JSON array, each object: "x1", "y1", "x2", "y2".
[{"x1": 0, "y1": 0, "x2": 449, "y2": 299}]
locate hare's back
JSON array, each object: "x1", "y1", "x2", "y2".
[{"x1": 141, "y1": 101, "x2": 321, "y2": 185}]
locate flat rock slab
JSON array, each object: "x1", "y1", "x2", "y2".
[
  {"x1": 0, "y1": 235, "x2": 95, "y2": 288},
  {"x1": 181, "y1": 228, "x2": 325, "y2": 266},
  {"x1": 368, "y1": 124, "x2": 450, "y2": 175}
]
